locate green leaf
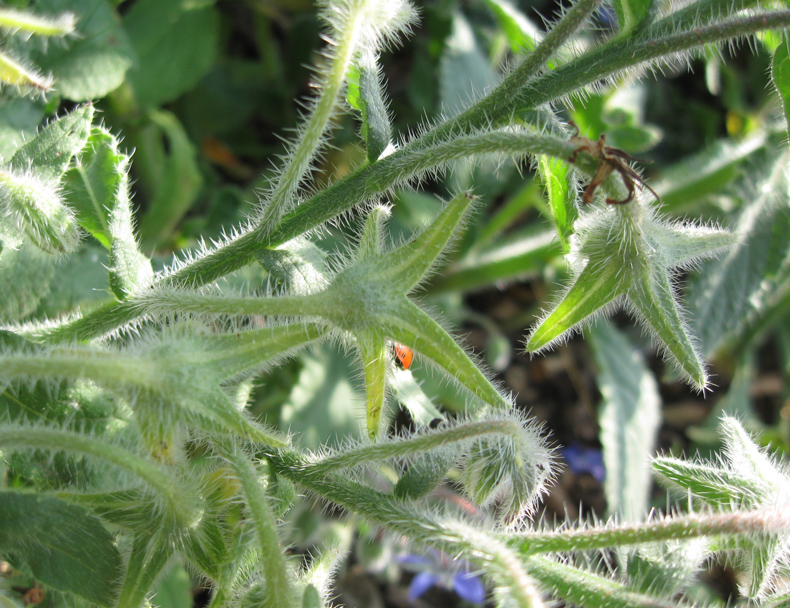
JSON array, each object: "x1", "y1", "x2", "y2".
[
  {"x1": 8, "y1": 104, "x2": 94, "y2": 184},
  {"x1": 61, "y1": 125, "x2": 153, "y2": 295},
  {"x1": 773, "y1": 35, "x2": 790, "y2": 141},
  {"x1": 539, "y1": 155, "x2": 576, "y2": 251},
  {"x1": 628, "y1": 267, "x2": 706, "y2": 389},
  {"x1": 34, "y1": 245, "x2": 110, "y2": 317},
  {"x1": 354, "y1": 51, "x2": 392, "y2": 162},
  {"x1": 152, "y1": 562, "x2": 193, "y2": 608},
  {"x1": 255, "y1": 237, "x2": 330, "y2": 295},
  {"x1": 394, "y1": 451, "x2": 457, "y2": 500},
  {"x1": 652, "y1": 458, "x2": 764, "y2": 508},
  {"x1": 440, "y1": 12, "x2": 501, "y2": 118},
  {"x1": 137, "y1": 111, "x2": 203, "y2": 250},
  {"x1": 590, "y1": 321, "x2": 661, "y2": 522},
  {"x1": 0, "y1": 97, "x2": 45, "y2": 161},
  {"x1": 482, "y1": 0, "x2": 542, "y2": 53},
  {"x1": 0, "y1": 241, "x2": 55, "y2": 322},
  {"x1": 612, "y1": 0, "x2": 653, "y2": 34},
  {"x1": 124, "y1": 0, "x2": 220, "y2": 108},
  {"x1": 31, "y1": 0, "x2": 135, "y2": 101},
  {"x1": 686, "y1": 154, "x2": 790, "y2": 356},
  {"x1": 653, "y1": 134, "x2": 766, "y2": 212},
  {"x1": 0, "y1": 491, "x2": 123, "y2": 607},
  {"x1": 280, "y1": 343, "x2": 366, "y2": 450},
  {"x1": 626, "y1": 541, "x2": 708, "y2": 599},
  {"x1": 527, "y1": 262, "x2": 625, "y2": 351}
]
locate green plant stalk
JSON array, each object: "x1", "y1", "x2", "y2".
[
  {"x1": 258, "y1": 0, "x2": 374, "y2": 228},
  {"x1": 312, "y1": 419, "x2": 521, "y2": 474},
  {"x1": 0, "y1": 425, "x2": 194, "y2": 525},
  {"x1": 38, "y1": 132, "x2": 574, "y2": 343},
  {"x1": 34, "y1": 10, "x2": 790, "y2": 344},
  {"x1": 508, "y1": 509, "x2": 790, "y2": 555},
  {"x1": 266, "y1": 447, "x2": 541, "y2": 608},
  {"x1": 409, "y1": 0, "x2": 603, "y2": 150},
  {"x1": 506, "y1": 11, "x2": 790, "y2": 118},
  {"x1": 0, "y1": 351, "x2": 154, "y2": 386},
  {"x1": 0, "y1": 8, "x2": 75, "y2": 36},
  {"x1": 526, "y1": 557, "x2": 691, "y2": 608},
  {"x1": 225, "y1": 448, "x2": 297, "y2": 608},
  {"x1": 115, "y1": 535, "x2": 173, "y2": 608}
]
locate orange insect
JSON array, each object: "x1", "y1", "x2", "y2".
[{"x1": 392, "y1": 342, "x2": 414, "y2": 370}]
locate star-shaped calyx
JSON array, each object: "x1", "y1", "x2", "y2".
[
  {"x1": 142, "y1": 193, "x2": 510, "y2": 439},
  {"x1": 315, "y1": 194, "x2": 511, "y2": 437},
  {"x1": 525, "y1": 197, "x2": 736, "y2": 390}
]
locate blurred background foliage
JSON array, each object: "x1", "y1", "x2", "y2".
[{"x1": 1, "y1": 0, "x2": 789, "y2": 606}]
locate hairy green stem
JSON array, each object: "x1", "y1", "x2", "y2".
[
  {"x1": 0, "y1": 425, "x2": 195, "y2": 525},
  {"x1": 311, "y1": 419, "x2": 521, "y2": 473},
  {"x1": 265, "y1": 447, "x2": 541, "y2": 608},
  {"x1": 33, "y1": 10, "x2": 790, "y2": 344},
  {"x1": 0, "y1": 352, "x2": 154, "y2": 388},
  {"x1": 258, "y1": 0, "x2": 373, "y2": 228},
  {"x1": 526, "y1": 557, "x2": 692, "y2": 608},
  {"x1": 508, "y1": 509, "x2": 790, "y2": 555},
  {"x1": 409, "y1": 0, "x2": 603, "y2": 149},
  {"x1": 224, "y1": 448, "x2": 297, "y2": 608}
]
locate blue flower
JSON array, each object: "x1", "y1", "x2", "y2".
[
  {"x1": 560, "y1": 443, "x2": 605, "y2": 482},
  {"x1": 398, "y1": 552, "x2": 485, "y2": 604}
]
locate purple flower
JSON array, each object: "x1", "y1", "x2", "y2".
[
  {"x1": 561, "y1": 443, "x2": 605, "y2": 482},
  {"x1": 398, "y1": 552, "x2": 485, "y2": 604}
]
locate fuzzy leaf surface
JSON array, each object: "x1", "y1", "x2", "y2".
[
  {"x1": 0, "y1": 242, "x2": 55, "y2": 322},
  {"x1": 8, "y1": 105, "x2": 93, "y2": 185},
  {"x1": 591, "y1": 321, "x2": 661, "y2": 521},
  {"x1": 0, "y1": 491, "x2": 123, "y2": 607},
  {"x1": 31, "y1": 0, "x2": 134, "y2": 101},
  {"x1": 124, "y1": 0, "x2": 220, "y2": 108},
  {"x1": 773, "y1": 37, "x2": 790, "y2": 141},
  {"x1": 686, "y1": 154, "x2": 790, "y2": 356}
]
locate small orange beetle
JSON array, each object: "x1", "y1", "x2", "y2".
[{"x1": 392, "y1": 342, "x2": 414, "y2": 370}]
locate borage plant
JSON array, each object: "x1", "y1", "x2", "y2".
[{"x1": 1, "y1": 0, "x2": 790, "y2": 606}]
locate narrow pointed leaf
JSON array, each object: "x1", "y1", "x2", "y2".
[
  {"x1": 256, "y1": 237, "x2": 330, "y2": 295},
  {"x1": 0, "y1": 491, "x2": 123, "y2": 607},
  {"x1": 652, "y1": 458, "x2": 763, "y2": 507},
  {"x1": 482, "y1": 0, "x2": 542, "y2": 53},
  {"x1": 356, "y1": 331, "x2": 389, "y2": 439},
  {"x1": 539, "y1": 155, "x2": 576, "y2": 251},
  {"x1": 773, "y1": 36, "x2": 790, "y2": 141},
  {"x1": 653, "y1": 134, "x2": 766, "y2": 211},
  {"x1": 429, "y1": 227, "x2": 559, "y2": 293},
  {"x1": 440, "y1": 12, "x2": 501, "y2": 118},
  {"x1": 116, "y1": 535, "x2": 172, "y2": 608},
  {"x1": 386, "y1": 298, "x2": 509, "y2": 409},
  {"x1": 612, "y1": 0, "x2": 653, "y2": 33},
  {"x1": 590, "y1": 321, "x2": 661, "y2": 522},
  {"x1": 686, "y1": 157, "x2": 790, "y2": 356},
  {"x1": 138, "y1": 111, "x2": 203, "y2": 249},
  {"x1": 629, "y1": 270, "x2": 706, "y2": 389},
  {"x1": 356, "y1": 51, "x2": 392, "y2": 162},
  {"x1": 63, "y1": 127, "x2": 153, "y2": 297},
  {"x1": 527, "y1": 262, "x2": 625, "y2": 351},
  {"x1": 9, "y1": 105, "x2": 93, "y2": 184},
  {"x1": 383, "y1": 192, "x2": 475, "y2": 292}
]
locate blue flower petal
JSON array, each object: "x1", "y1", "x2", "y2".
[
  {"x1": 409, "y1": 571, "x2": 438, "y2": 600},
  {"x1": 453, "y1": 571, "x2": 486, "y2": 604},
  {"x1": 561, "y1": 443, "x2": 606, "y2": 482}
]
